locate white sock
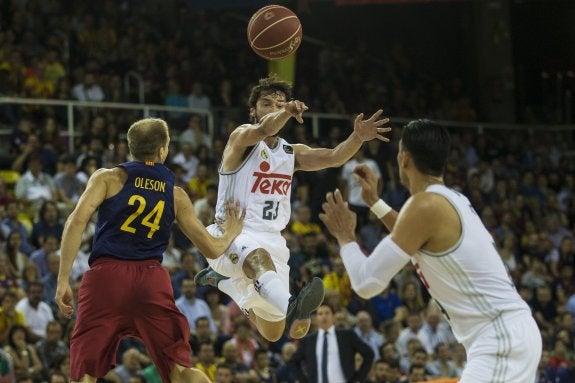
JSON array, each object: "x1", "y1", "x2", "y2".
[{"x1": 255, "y1": 271, "x2": 291, "y2": 314}]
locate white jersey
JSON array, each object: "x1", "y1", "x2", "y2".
[
  {"x1": 215, "y1": 137, "x2": 294, "y2": 233},
  {"x1": 412, "y1": 184, "x2": 531, "y2": 348}
]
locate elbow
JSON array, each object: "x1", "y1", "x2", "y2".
[{"x1": 352, "y1": 280, "x2": 387, "y2": 300}]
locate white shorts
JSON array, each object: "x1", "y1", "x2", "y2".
[
  {"x1": 206, "y1": 224, "x2": 290, "y2": 322},
  {"x1": 460, "y1": 312, "x2": 541, "y2": 383}
]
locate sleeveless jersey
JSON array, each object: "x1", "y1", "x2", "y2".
[
  {"x1": 89, "y1": 162, "x2": 175, "y2": 265},
  {"x1": 411, "y1": 184, "x2": 530, "y2": 347},
  {"x1": 215, "y1": 138, "x2": 294, "y2": 233}
]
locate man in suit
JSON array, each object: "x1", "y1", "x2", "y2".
[{"x1": 288, "y1": 302, "x2": 374, "y2": 383}]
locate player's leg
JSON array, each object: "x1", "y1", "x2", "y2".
[
  {"x1": 72, "y1": 375, "x2": 97, "y2": 383},
  {"x1": 170, "y1": 364, "x2": 211, "y2": 383},
  {"x1": 133, "y1": 260, "x2": 197, "y2": 383},
  {"x1": 70, "y1": 259, "x2": 127, "y2": 382},
  {"x1": 244, "y1": 251, "x2": 325, "y2": 340}
]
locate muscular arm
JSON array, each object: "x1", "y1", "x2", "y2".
[
  {"x1": 320, "y1": 191, "x2": 442, "y2": 299},
  {"x1": 58, "y1": 168, "x2": 109, "y2": 285},
  {"x1": 174, "y1": 187, "x2": 239, "y2": 259},
  {"x1": 294, "y1": 110, "x2": 389, "y2": 171},
  {"x1": 293, "y1": 133, "x2": 364, "y2": 171},
  {"x1": 223, "y1": 100, "x2": 307, "y2": 171}
]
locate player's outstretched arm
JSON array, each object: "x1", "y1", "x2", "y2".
[
  {"x1": 56, "y1": 168, "x2": 110, "y2": 318},
  {"x1": 174, "y1": 187, "x2": 244, "y2": 259},
  {"x1": 293, "y1": 109, "x2": 391, "y2": 171},
  {"x1": 228, "y1": 100, "x2": 308, "y2": 149}
]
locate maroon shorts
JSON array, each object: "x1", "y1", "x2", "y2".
[{"x1": 70, "y1": 257, "x2": 191, "y2": 382}]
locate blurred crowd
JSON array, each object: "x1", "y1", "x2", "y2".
[{"x1": 1, "y1": 1, "x2": 575, "y2": 383}]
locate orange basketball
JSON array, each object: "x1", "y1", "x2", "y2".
[{"x1": 247, "y1": 5, "x2": 302, "y2": 61}]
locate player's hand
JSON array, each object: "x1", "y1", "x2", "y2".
[
  {"x1": 319, "y1": 189, "x2": 357, "y2": 246},
  {"x1": 353, "y1": 109, "x2": 391, "y2": 142},
  {"x1": 283, "y1": 100, "x2": 308, "y2": 124},
  {"x1": 354, "y1": 164, "x2": 380, "y2": 207},
  {"x1": 220, "y1": 199, "x2": 245, "y2": 238},
  {"x1": 55, "y1": 283, "x2": 74, "y2": 319}
]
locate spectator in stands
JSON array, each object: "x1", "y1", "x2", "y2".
[
  {"x1": 421, "y1": 305, "x2": 455, "y2": 353},
  {"x1": 195, "y1": 341, "x2": 217, "y2": 382},
  {"x1": 40, "y1": 252, "x2": 60, "y2": 312},
  {"x1": 171, "y1": 252, "x2": 198, "y2": 299},
  {"x1": 30, "y1": 201, "x2": 63, "y2": 249},
  {"x1": 171, "y1": 142, "x2": 199, "y2": 183},
  {"x1": 253, "y1": 348, "x2": 276, "y2": 383},
  {"x1": 3, "y1": 324, "x2": 43, "y2": 380},
  {"x1": 187, "y1": 163, "x2": 213, "y2": 201},
  {"x1": 205, "y1": 287, "x2": 232, "y2": 336},
  {"x1": 396, "y1": 311, "x2": 433, "y2": 358},
  {"x1": 427, "y1": 342, "x2": 458, "y2": 378},
  {"x1": 397, "y1": 281, "x2": 426, "y2": 318},
  {"x1": 15, "y1": 281, "x2": 54, "y2": 341},
  {"x1": 275, "y1": 341, "x2": 297, "y2": 383},
  {"x1": 4, "y1": 230, "x2": 31, "y2": 277},
  {"x1": 107, "y1": 348, "x2": 150, "y2": 383},
  {"x1": 71, "y1": 72, "x2": 104, "y2": 102},
  {"x1": 354, "y1": 310, "x2": 385, "y2": 361},
  {"x1": 229, "y1": 319, "x2": 259, "y2": 368},
  {"x1": 217, "y1": 341, "x2": 255, "y2": 383},
  {"x1": 214, "y1": 363, "x2": 234, "y2": 383},
  {"x1": 194, "y1": 183, "x2": 218, "y2": 217},
  {"x1": 179, "y1": 114, "x2": 211, "y2": 151},
  {"x1": 323, "y1": 257, "x2": 353, "y2": 308},
  {"x1": 35, "y1": 320, "x2": 69, "y2": 373},
  {"x1": 14, "y1": 154, "x2": 56, "y2": 214},
  {"x1": 29, "y1": 234, "x2": 59, "y2": 278},
  {"x1": 187, "y1": 81, "x2": 211, "y2": 109},
  {"x1": 0, "y1": 291, "x2": 26, "y2": 344},
  {"x1": 175, "y1": 277, "x2": 216, "y2": 333},
  {"x1": 370, "y1": 287, "x2": 402, "y2": 326},
  {"x1": 0, "y1": 254, "x2": 24, "y2": 297},
  {"x1": 54, "y1": 155, "x2": 84, "y2": 209}
]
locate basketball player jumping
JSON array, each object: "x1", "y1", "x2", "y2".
[
  {"x1": 319, "y1": 119, "x2": 542, "y2": 382},
  {"x1": 195, "y1": 74, "x2": 391, "y2": 341}
]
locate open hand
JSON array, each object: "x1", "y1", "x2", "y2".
[
  {"x1": 353, "y1": 109, "x2": 391, "y2": 142},
  {"x1": 319, "y1": 189, "x2": 357, "y2": 246},
  {"x1": 220, "y1": 199, "x2": 245, "y2": 237}
]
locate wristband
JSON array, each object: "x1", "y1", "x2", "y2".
[{"x1": 370, "y1": 199, "x2": 392, "y2": 219}]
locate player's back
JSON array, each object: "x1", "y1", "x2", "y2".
[
  {"x1": 215, "y1": 138, "x2": 294, "y2": 233},
  {"x1": 412, "y1": 184, "x2": 530, "y2": 348},
  {"x1": 89, "y1": 161, "x2": 175, "y2": 265}
]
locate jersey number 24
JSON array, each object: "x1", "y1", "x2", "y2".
[{"x1": 120, "y1": 195, "x2": 165, "y2": 238}]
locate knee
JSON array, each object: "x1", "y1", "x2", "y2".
[{"x1": 243, "y1": 248, "x2": 276, "y2": 279}]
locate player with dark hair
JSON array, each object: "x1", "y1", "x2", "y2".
[
  {"x1": 320, "y1": 119, "x2": 542, "y2": 382},
  {"x1": 195, "y1": 74, "x2": 390, "y2": 341}
]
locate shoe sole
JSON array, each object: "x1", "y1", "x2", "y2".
[{"x1": 288, "y1": 277, "x2": 325, "y2": 339}]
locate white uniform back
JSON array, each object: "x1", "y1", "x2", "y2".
[
  {"x1": 412, "y1": 184, "x2": 531, "y2": 348},
  {"x1": 215, "y1": 136, "x2": 294, "y2": 233}
]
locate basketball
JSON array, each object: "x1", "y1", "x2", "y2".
[{"x1": 247, "y1": 5, "x2": 302, "y2": 61}]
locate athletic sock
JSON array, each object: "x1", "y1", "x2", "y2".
[{"x1": 254, "y1": 270, "x2": 291, "y2": 315}]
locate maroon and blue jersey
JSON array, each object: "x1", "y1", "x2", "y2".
[{"x1": 89, "y1": 161, "x2": 175, "y2": 265}]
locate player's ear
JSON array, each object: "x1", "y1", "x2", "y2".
[{"x1": 249, "y1": 108, "x2": 256, "y2": 124}]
